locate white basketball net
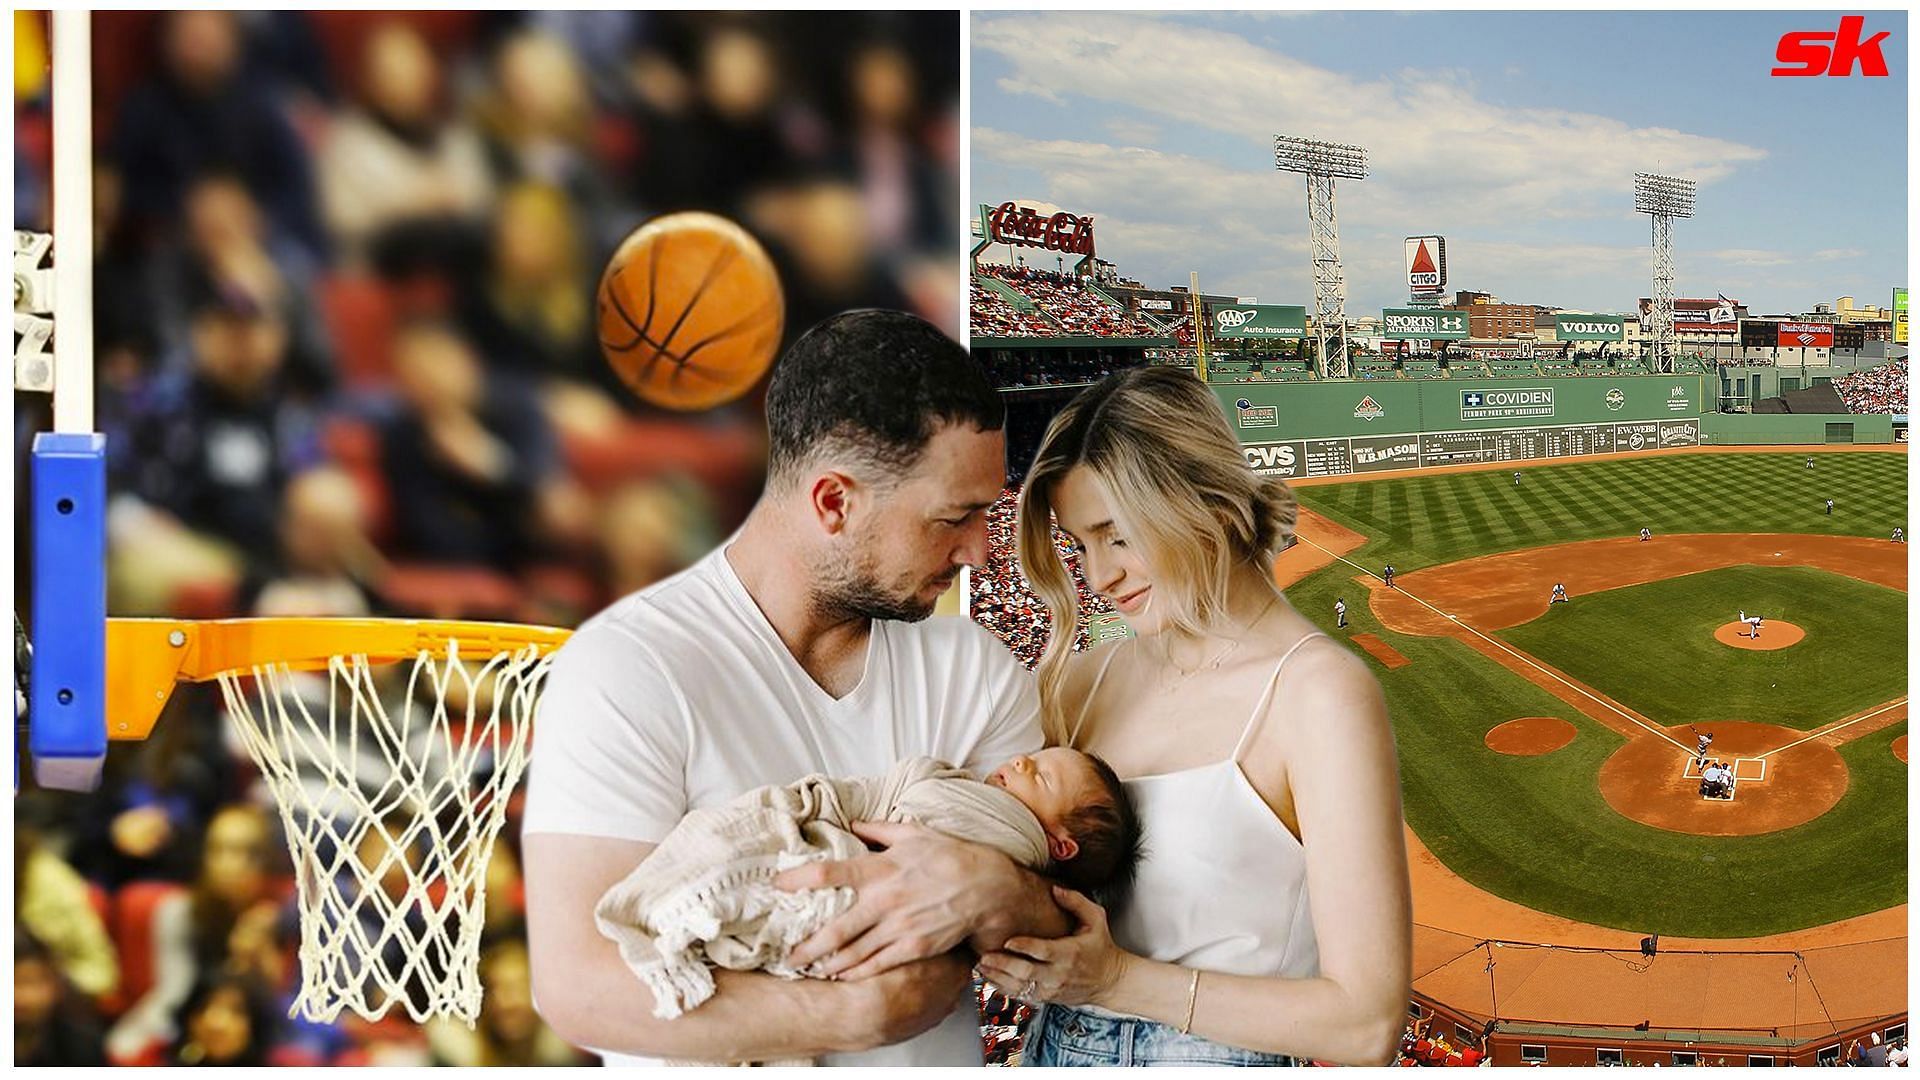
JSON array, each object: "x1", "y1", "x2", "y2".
[{"x1": 215, "y1": 640, "x2": 553, "y2": 1026}]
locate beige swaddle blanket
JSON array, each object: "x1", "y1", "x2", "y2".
[{"x1": 595, "y1": 755, "x2": 1051, "y2": 1039}]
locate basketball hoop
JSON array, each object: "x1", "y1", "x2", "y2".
[{"x1": 104, "y1": 618, "x2": 570, "y2": 1025}]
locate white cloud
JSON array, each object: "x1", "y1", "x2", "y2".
[{"x1": 973, "y1": 13, "x2": 1768, "y2": 230}]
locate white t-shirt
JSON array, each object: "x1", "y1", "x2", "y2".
[{"x1": 523, "y1": 543, "x2": 1043, "y2": 1066}]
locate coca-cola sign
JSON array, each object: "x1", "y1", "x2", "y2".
[{"x1": 986, "y1": 202, "x2": 1096, "y2": 257}]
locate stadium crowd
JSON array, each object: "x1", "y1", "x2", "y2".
[
  {"x1": 969, "y1": 276, "x2": 1059, "y2": 338},
  {"x1": 1392, "y1": 1014, "x2": 1488, "y2": 1067},
  {"x1": 979, "y1": 350, "x2": 1130, "y2": 389},
  {"x1": 977, "y1": 263, "x2": 1165, "y2": 339},
  {"x1": 13, "y1": 10, "x2": 958, "y2": 1066},
  {"x1": 1835, "y1": 359, "x2": 1908, "y2": 415},
  {"x1": 967, "y1": 487, "x2": 1112, "y2": 668}
]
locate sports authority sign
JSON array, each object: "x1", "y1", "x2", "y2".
[
  {"x1": 984, "y1": 201, "x2": 1096, "y2": 256},
  {"x1": 1777, "y1": 321, "x2": 1834, "y2": 348},
  {"x1": 1554, "y1": 314, "x2": 1626, "y2": 342},
  {"x1": 1895, "y1": 288, "x2": 1909, "y2": 345},
  {"x1": 1383, "y1": 308, "x2": 1469, "y2": 340},
  {"x1": 1211, "y1": 304, "x2": 1308, "y2": 339},
  {"x1": 1461, "y1": 387, "x2": 1554, "y2": 421},
  {"x1": 1405, "y1": 236, "x2": 1447, "y2": 295}
]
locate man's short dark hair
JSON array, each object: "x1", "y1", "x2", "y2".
[
  {"x1": 1053, "y1": 752, "x2": 1143, "y2": 902},
  {"x1": 764, "y1": 310, "x2": 1003, "y2": 485}
]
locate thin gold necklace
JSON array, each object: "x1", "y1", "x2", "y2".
[{"x1": 1155, "y1": 591, "x2": 1281, "y2": 689}]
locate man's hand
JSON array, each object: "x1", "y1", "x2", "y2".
[
  {"x1": 776, "y1": 820, "x2": 1021, "y2": 980},
  {"x1": 845, "y1": 952, "x2": 976, "y2": 1048}
]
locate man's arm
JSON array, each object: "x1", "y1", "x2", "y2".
[
  {"x1": 776, "y1": 821, "x2": 1072, "y2": 981},
  {"x1": 523, "y1": 832, "x2": 973, "y2": 1061}
]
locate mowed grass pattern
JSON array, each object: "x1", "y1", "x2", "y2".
[
  {"x1": 1283, "y1": 450, "x2": 1907, "y2": 935},
  {"x1": 1503, "y1": 566, "x2": 1908, "y2": 731},
  {"x1": 1301, "y1": 450, "x2": 1908, "y2": 570}
]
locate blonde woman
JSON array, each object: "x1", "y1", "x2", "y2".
[{"x1": 976, "y1": 366, "x2": 1411, "y2": 1066}]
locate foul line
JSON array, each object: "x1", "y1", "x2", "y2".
[
  {"x1": 1759, "y1": 698, "x2": 1909, "y2": 761},
  {"x1": 1299, "y1": 536, "x2": 1694, "y2": 756}
]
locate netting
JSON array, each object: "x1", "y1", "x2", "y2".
[
  {"x1": 1412, "y1": 923, "x2": 1907, "y2": 1042},
  {"x1": 215, "y1": 639, "x2": 554, "y2": 1025}
]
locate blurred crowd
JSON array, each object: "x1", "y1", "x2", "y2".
[
  {"x1": 1835, "y1": 359, "x2": 1908, "y2": 415},
  {"x1": 14, "y1": 9, "x2": 957, "y2": 1067}
]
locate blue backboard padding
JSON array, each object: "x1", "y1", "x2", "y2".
[{"x1": 30, "y1": 432, "x2": 107, "y2": 791}]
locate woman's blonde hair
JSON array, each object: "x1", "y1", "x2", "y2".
[{"x1": 1017, "y1": 366, "x2": 1298, "y2": 744}]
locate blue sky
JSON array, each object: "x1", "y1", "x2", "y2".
[{"x1": 971, "y1": 11, "x2": 1908, "y2": 317}]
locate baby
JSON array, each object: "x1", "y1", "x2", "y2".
[{"x1": 595, "y1": 748, "x2": 1141, "y2": 1027}]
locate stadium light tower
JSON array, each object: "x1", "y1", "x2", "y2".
[
  {"x1": 1275, "y1": 135, "x2": 1367, "y2": 379},
  {"x1": 1633, "y1": 172, "x2": 1696, "y2": 374}
]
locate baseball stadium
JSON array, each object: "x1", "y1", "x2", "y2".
[
  {"x1": 964, "y1": 201, "x2": 1908, "y2": 1066},
  {"x1": 9, "y1": 8, "x2": 1908, "y2": 1071}
]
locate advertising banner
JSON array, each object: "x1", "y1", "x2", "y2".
[
  {"x1": 1211, "y1": 304, "x2": 1309, "y2": 339},
  {"x1": 1461, "y1": 387, "x2": 1555, "y2": 421},
  {"x1": 1893, "y1": 287, "x2": 1907, "y2": 345},
  {"x1": 1644, "y1": 297, "x2": 1738, "y2": 328},
  {"x1": 1777, "y1": 321, "x2": 1834, "y2": 348},
  {"x1": 1405, "y1": 236, "x2": 1447, "y2": 294},
  {"x1": 1383, "y1": 308, "x2": 1469, "y2": 339},
  {"x1": 984, "y1": 201, "x2": 1096, "y2": 256},
  {"x1": 1554, "y1": 314, "x2": 1626, "y2": 342},
  {"x1": 1241, "y1": 440, "x2": 1305, "y2": 477}
]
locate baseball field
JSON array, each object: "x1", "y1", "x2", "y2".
[{"x1": 1276, "y1": 446, "x2": 1908, "y2": 939}]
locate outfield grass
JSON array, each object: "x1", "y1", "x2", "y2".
[
  {"x1": 1283, "y1": 449, "x2": 1907, "y2": 935},
  {"x1": 1503, "y1": 566, "x2": 1908, "y2": 731},
  {"x1": 1301, "y1": 450, "x2": 1908, "y2": 570}
]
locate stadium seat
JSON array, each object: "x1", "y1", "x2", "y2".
[
  {"x1": 318, "y1": 275, "x2": 400, "y2": 390},
  {"x1": 376, "y1": 564, "x2": 526, "y2": 621},
  {"x1": 103, "y1": 881, "x2": 189, "y2": 1022}
]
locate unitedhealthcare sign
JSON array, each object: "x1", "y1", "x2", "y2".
[{"x1": 1461, "y1": 387, "x2": 1555, "y2": 421}]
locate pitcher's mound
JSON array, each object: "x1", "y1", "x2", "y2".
[
  {"x1": 1895, "y1": 735, "x2": 1908, "y2": 764},
  {"x1": 1485, "y1": 717, "x2": 1577, "y2": 756},
  {"x1": 1714, "y1": 620, "x2": 1805, "y2": 651}
]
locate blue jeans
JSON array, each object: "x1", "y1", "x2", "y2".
[{"x1": 1024, "y1": 1004, "x2": 1300, "y2": 1067}]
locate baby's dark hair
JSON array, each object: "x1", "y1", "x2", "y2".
[{"x1": 1052, "y1": 752, "x2": 1143, "y2": 901}]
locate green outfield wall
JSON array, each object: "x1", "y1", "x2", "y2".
[
  {"x1": 1215, "y1": 375, "x2": 1709, "y2": 478},
  {"x1": 1699, "y1": 412, "x2": 1896, "y2": 445}
]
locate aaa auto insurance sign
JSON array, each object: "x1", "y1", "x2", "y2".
[
  {"x1": 1461, "y1": 387, "x2": 1555, "y2": 421},
  {"x1": 1212, "y1": 304, "x2": 1308, "y2": 339},
  {"x1": 1405, "y1": 236, "x2": 1446, "y2": 294},
  {"x1": 1383, "y1": 308, "x2": 1469, "y2": 340}
]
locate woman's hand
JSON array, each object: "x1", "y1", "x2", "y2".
[{"x1": 976, "y1": 886, "x2": 1133, "y2": 1008}]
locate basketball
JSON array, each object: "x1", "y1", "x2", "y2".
[{"x1": 596, "y1": 212, "x2": 785, "y2": 411}]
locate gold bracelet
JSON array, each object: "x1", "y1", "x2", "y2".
[{"x1": 1179, "y1": 970, "x2": 1201, "y2": 1034}]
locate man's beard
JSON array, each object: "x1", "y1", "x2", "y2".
[{"x1": 815, "y1": 551, "x2": 951, "y2": 624}]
